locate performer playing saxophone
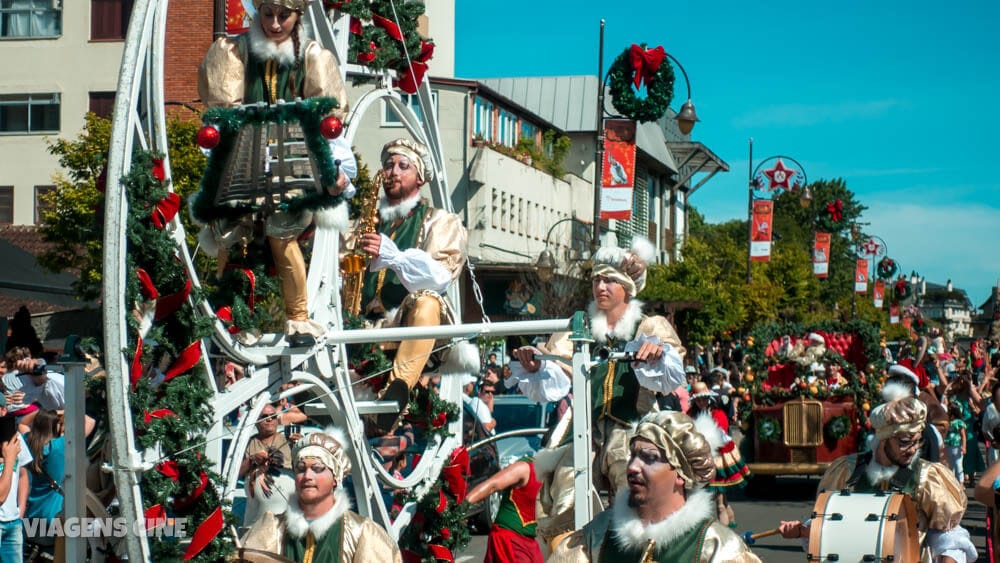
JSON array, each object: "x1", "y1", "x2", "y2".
[{"x1": 346, "y1": 139, "x2": 470, "y2": 433}]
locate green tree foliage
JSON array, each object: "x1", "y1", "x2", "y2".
[{"x1": 40, "y1": 113, "x2": 206, "y2": 301}]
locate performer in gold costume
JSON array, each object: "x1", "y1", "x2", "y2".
[
  {"x1": 197, "y1": 0, "x2": 356, "y2": 346},
  {"x1": 242, "y1": 430, "x2": 400, "y2": 562},
  {"x1": 778, "y1": 382, "x2": 977, "y2": 562},
  {"x1": 550, "y1": 411, "x2": 761, "y2": 562},
  {"x1": 348, "y1": 138, "x2": 470, "y2": 432}
]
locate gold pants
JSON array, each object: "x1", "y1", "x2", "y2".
[
  {"x1": 388, "y1": 294, "x2": 442, "y2": 389},
  {"x1": 269, "y1": 237, "x2": 308, "y2": 322},
  {"x1": 595, "y1": 418, "x2": 630, "y2": 496}
]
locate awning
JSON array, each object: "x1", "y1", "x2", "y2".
[{"x1": 666, "y1": 141, "x2": 730, "y2": 196}]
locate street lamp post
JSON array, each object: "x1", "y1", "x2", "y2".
[
  {"x1": 592, "y1": 21, "x2": 699, "y2": 254},
  {"x1": 745, "y1": 139, "x2": 810, "y2": 283},
  {"x1": 536, "y1": 217, "x2": 592, "y2": 282},
  {"x1": 852, "y1": 231, "x2": 888, "y2": 320}
]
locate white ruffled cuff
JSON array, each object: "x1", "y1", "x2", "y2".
[
  {"x1": 925, "y1": 526, "x2": 976, "y2": 563},
  {"x1": 370, "y1": 235, "x2": 451, "y2": 294},
  {"x1": 625, "y1": 333, "x2": 686, "y2": 394},
  {"x1": 508, "y1": 360, "x2": 571, "y2": 403}
]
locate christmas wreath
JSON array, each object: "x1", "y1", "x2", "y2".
[
  {"x1": 894, "y1": 277, "x2": 912, "y2": 301},
  {"x1": 877, "y1": 257, "x2": 898, "y2": 280},
  {"x1": 756, "y1": 417, "x2": 781, "y2": 443},
  {"x1": 825, "y1": 415, "x2": 851, "y2": 440},
  {"x1": 608, "y1": 44, "x2": 675, "y2": 123}
]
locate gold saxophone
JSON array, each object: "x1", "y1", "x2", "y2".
[{"x1": 340, "y1": 169, "x2": 383, "y2": 317}]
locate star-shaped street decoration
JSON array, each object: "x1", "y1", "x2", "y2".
[
  {"x1": 763, "y1": 159, "x2": 797, "y2": 191},
  {"x1": 861, "y1": 238, "x2": 881, "y2": 256}
]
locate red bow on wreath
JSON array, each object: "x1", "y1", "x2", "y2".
[
  {"x1": 826, "y1": 199, "x2": 843, "y2": 222},
  {"x1": 628, "y1": 44, "x2": 666, "y2": 90},
  {"x1": 395, "y1": 41, "x2": 435, "y2": 94},
  {"x1": 440, "y1": 446, "x2": 470, "y2": 503}
]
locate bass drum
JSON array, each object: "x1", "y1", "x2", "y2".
[{"x1": 807, "y1": 491, "x2": 920, "y2": 562}]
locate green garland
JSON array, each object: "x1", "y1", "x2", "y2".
[
  {"x1": 122, "y1": 151, "x2": 235, "y2": 561},
  {"x1": 190, "y1": 97, "x2": 344, "y2": 224},
  {"x1": 825, "y1": 415, "x2": 852, "y2": 440},
  {"x1": 607, "y1": 44, "x2": 675, "y2": 123},
  {"x1": 398, "y1": 447, "x2": 472, "y2": 562},
  {"x1": 338, "y1": 0, "x2": 429, "y2": 71},
  {"x1": 757, "y1": 417, "x2": 781, "y2": 443}
]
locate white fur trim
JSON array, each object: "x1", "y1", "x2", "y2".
[
  {"x1": 283, "y1": 488, "x2": 351, "y2": 540},
  {"x1": 197, "y1": 225, "x2": 220, "y2": 258},
  {"x1": 864, "y1": 454, "x2": 899, "y2": 486},
  {"x1": 437, "y1": 340, "x2": 480, "y2": 376},
  {"x1": 378, "y1": 193, "x2": 421, "y2": 223},
  {"x1": 880, "y1": 381, "x2": 914, "y2": 402},
  {"x1": 630, "y1": 236, "x2": 656, "y2": 264},
  {"x1": 592, "y1": 245, "x2": 628, "y2": 270},
  {"x1": 588, "y1": 299, "x2": 644, "y2": 344},
  {"x1": 315, "y1": 201, "x2": 350, "y2": 232},
  {"x1": 888, "y1": 364, "x2": 920, "y2": 387},
  {"x1": 693, "y1": 412, "x2": 725, "y2": 456},
  {"x1": 610, "y1": 488, "x2": 714, "y2": 551},
  {"x1": 247, "y1": 11, "x2": 311, "y2": 68}
]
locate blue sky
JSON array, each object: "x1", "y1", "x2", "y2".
[{"x1": 454, "y1": 1, "x2": 1000, "y2": 306}]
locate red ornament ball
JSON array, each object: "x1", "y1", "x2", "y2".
[
  {"x1": 196, "y1": 125, "x2": 220, "y2": 149},
  {"x1": 320, "y1": 116, "x2": 343, "y2": 139},
  {"x1": 440, "y1": 527, "x2": 451, "y2": 539}
]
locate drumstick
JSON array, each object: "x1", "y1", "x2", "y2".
[{"x1": 741, "y1": 528, "x2": 781, "y2": 545}]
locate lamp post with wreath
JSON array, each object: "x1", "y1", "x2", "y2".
[
  {"x1": 591, "y1": 20, "x2": 699, "y2": 252},
  {"x1": 745, "y1": 143, "x2": 811, "y2": 283}
]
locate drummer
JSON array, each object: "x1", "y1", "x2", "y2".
[{"x1": 778, "y1": 383, "x2": 976, "y2": 562}]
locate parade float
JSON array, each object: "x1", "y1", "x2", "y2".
[
  {"x1": 86, "y1": 2, "x2": 601, "y2": 562},
  {"x1": 738, "y1": 321, "x2": 886, "y2": 477}
]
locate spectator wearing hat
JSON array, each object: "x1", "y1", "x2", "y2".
[
  {"x1": 243, "y1": 429, "x2": 400, "y2": 562},
  {"x1": 550, "y1": 412, "x2": 760, "y2": 562}
]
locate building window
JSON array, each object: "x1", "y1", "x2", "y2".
[
  {"x1": 89, "y1": 91, "x2": 115, "y2": 119},
  {"x1": 91, "y1": 0, "x2": 133, "y2": 41},
  {"x1": 0, "y1": 186, "x2": 12, "y2": 224},
  {"x1": 0, "y1": 0, "x2": 61, "y2": 38},
  {"x1": 474, "y1": 97, "x2": 494, "y2": 142},
  {"x1": 0, "y1": 93, "x2": 60, "y2": 134},
  {"x1": 382, "y1": 91, "x2": 437, "y2": 127},
  {"x1": 34, "y1": 184, "x2": 54, "y2": 224}
]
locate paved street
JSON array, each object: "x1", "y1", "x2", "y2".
[{"x1": 456, "y1": 475, "x2": 990, "y2": 562}]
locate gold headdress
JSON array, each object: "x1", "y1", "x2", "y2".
[{"x1": 632, "y1": 411, "x2": 716, "y2": 489}]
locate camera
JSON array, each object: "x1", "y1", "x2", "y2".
[
  {"x1": 284, "y1": 424, "x2": 301, "y2": 438},
  {"x1": 30, "y1": 359, "x2": 47, "y2": 376}
]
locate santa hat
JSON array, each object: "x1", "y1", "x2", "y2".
[
  {"x1": 890, "y1": 359, "x2": 928, "y2": 388},
  {"x1": 807, "y1": 332, "x2": 825, "y2": 345},
  {"x1": 591, "y1": 236, "x2": 656, "y2": 297}
]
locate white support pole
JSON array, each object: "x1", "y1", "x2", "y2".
[
  {"x1": 324, "y1": 318, "x2": 574, "y2": 344},
  {"x1": 571, "y1": 340, "x2": 594, "y2": 529},
  {"x1": 62, "y1": 361, "x2": 87, "y2": 563}
]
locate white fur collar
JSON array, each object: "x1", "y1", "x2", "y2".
[
  {"x1": 865, "y1": 452, "x2": 899, "y2": 486},
  {"x1": 610, "y1": 488, "x2": 714, "y2": 551},
  {"x1": 378, "y1": 193, "x2": 422, "y2": 223},
  {"x1": 283, "y1": 488, "x2": 351, "y2": 540},
  {"x1": 247, "y1": 12, "x2": 311, "y2": 67},
  {"x1": 588, "y1": 299, "x2": 644, "y2": 344}
]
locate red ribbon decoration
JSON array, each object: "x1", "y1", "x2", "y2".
[
  {"x1": 402, "y1": 550, "x2": 422, "y2": 563},
  {"x1": 825, "y1": 199, "x2": 843, "y2": 222},
  {"x1": 130, "y1": 336, "x2": 144, "y2": 390},
  {"x1": 435, "y1": 489, "x2": 448, "y2": 513},
  {"x1": 224, "y1": 266, "x2": 257, "y2": 313},
  {"x1": 349, "y1": 16, "x2": 362, "y2": 35},
  {"x1": 215, "y1": 306, "x2": 242, "y2": 335},
  {"x1": 151, "y1": 158, "x2": 166, "y2": 182},
  {"x1": 144, "y1": 504, "x2": 167, "y2": 530},
  {"x1": 440, "y1": 465, "x2": 467, "y2": 504},
  {"x1": 174, "y1": 472, "x2": 210, "y2": 511},
  {"x1": 136, "y1": 268, "x2": 159, "y2": 300},
  {"x1": 154, "y1": 279, "x2": 191, "y2": 321},
  {"x1": 395, "y1": 61, "x2": 428, "y2": 94},
  {"x1": 427, "y1": 545, "x2": 454, "y2": 562},
  {"x1": 143, "y1": 409, "x2": 177, "y2": 425},
  {"x1": 156, "y1": 461, "x2": 180, "y2": 481},
  {"x1": 183, "y1": 506, "x2": 224, "y2": 560},
  {"x1": 628, "y1": 44, "x2": 666, "y2": 90},
  {"x1": 163, "y1": 341, "x2": 202, "y2": 382},
  {"x1": 371, "y1": 13, "x2": 404, "y2": 40},
  {"x1": 151, "y1": 192, "x2": 181, "y2": 229},
  {"x1": 448, "y1": 445, "x2": 470, "y2": 474}
]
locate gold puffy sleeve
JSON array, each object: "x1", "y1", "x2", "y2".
[
  {"x1": 816, "y1": 454, "x2": 855, "y2": 493},
  {"x1": 198, "y1": 37, "x2": 246, "y2": 108},
  {"x1": 240, "y1": 512, "x2": 284, "y2": 555},
  {"x1": 302, "y1": 41, "x2": 349, "y2": 120},
  {"x1": 915, "y1": 460, "x2": 968, "y2": 531},
  {"x1": 702, "y1": 522, "x2": 763, "y2": 562},
  {"x1": 422, "y1": 209, "x2": 467, "y2": 283},
  {"x1": 343, "y1": 512, "x2": 402, "y2": 562},
  {"x1": 547, "y1": 529, "x2": 592, "y2": 563},
  {"x1": 636, "y1": 315, "x2": 686, "y2": 359}
]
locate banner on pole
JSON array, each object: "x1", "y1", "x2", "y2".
[
  {"x1": 873, "y1": 279, "x2": 885, "y2": 308},
  {"x1": 599, "y1": 120, "x2": 636, "y2": 221},
  {"x1": 813, "y1": 232, "x2": 831, "y2": 278},
  {"x1": 889, "y1": 304, "x2": 900, "y2": 324},
  {"x1": 749, "y1": 200, "x2": 774, "y2": 262},
  {"x1": 855, "y1": 259, "x2": 869, "y2": 293},
  {"x1": 226, "y1": 0, "x2": 252, "y2": 35}
]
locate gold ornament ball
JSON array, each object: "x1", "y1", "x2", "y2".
[
  {"x1": 862, "y1": 402, "x2": 871, "y2": 411},
  {"x1": 809, "y1": 385, "x2": 819, "y2": 395},
  {"x1": 737, "y1": 386, "x2": 746, "y2": 395},
  {"x1": 740, "y1": 421, "x2": 750, "y2": 432},
  {"x1": 745, "y1": 374, "x2": 755, "y2": 383}
]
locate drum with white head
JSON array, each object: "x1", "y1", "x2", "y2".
[{"x1": 807, "y1": 490, "x2": 919, "y2": 562}]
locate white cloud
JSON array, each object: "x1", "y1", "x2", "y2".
[{"x1": 733, "y1": 100, "x2": 900, "y2": 128}]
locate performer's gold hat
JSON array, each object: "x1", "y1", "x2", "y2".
[
  {"x1": 293, "y1": 429, "x2": 352, "y2": 482},
  {"x1": 254, "y1": 0, "x2": 309, "y2": 11},
  {"x1": 632, "y1": 411, "x2": 716, "y2": 489},
  {"x1": 382, "y1": 138, "x2": 434, "y2": 183},
  {"x1": 591, "y1": 236, "x2": 655, "y2": 297},
  {"x1": 870, "y1": 395, "x2": 926, "y2": 440}
]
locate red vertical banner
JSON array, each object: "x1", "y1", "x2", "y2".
[
  {"x1": 889, "y1": 304, "x2": 900, "y2": 324},
  {"x1": 855, "y1": 259, "x2": 869, "y2": 293},
  {"x1": 749, "y1": 200, "x2": 774, "y2": 262},
  {"x1": 599, "y1": 119, "x2": 637, "y2": 220},
  {"x1": 226, "y1": 0, "x2": 251, "y2": 36},
  {"x1": 813, "y1": 232, "x2": 831, "y2": 278},
  {"x1": 873, "y1": 279, "x2": 885, "y2": 308}
]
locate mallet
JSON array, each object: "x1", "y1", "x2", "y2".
[{"x1": 742, "y1": 528, "x2": 782, "y2": 546}]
